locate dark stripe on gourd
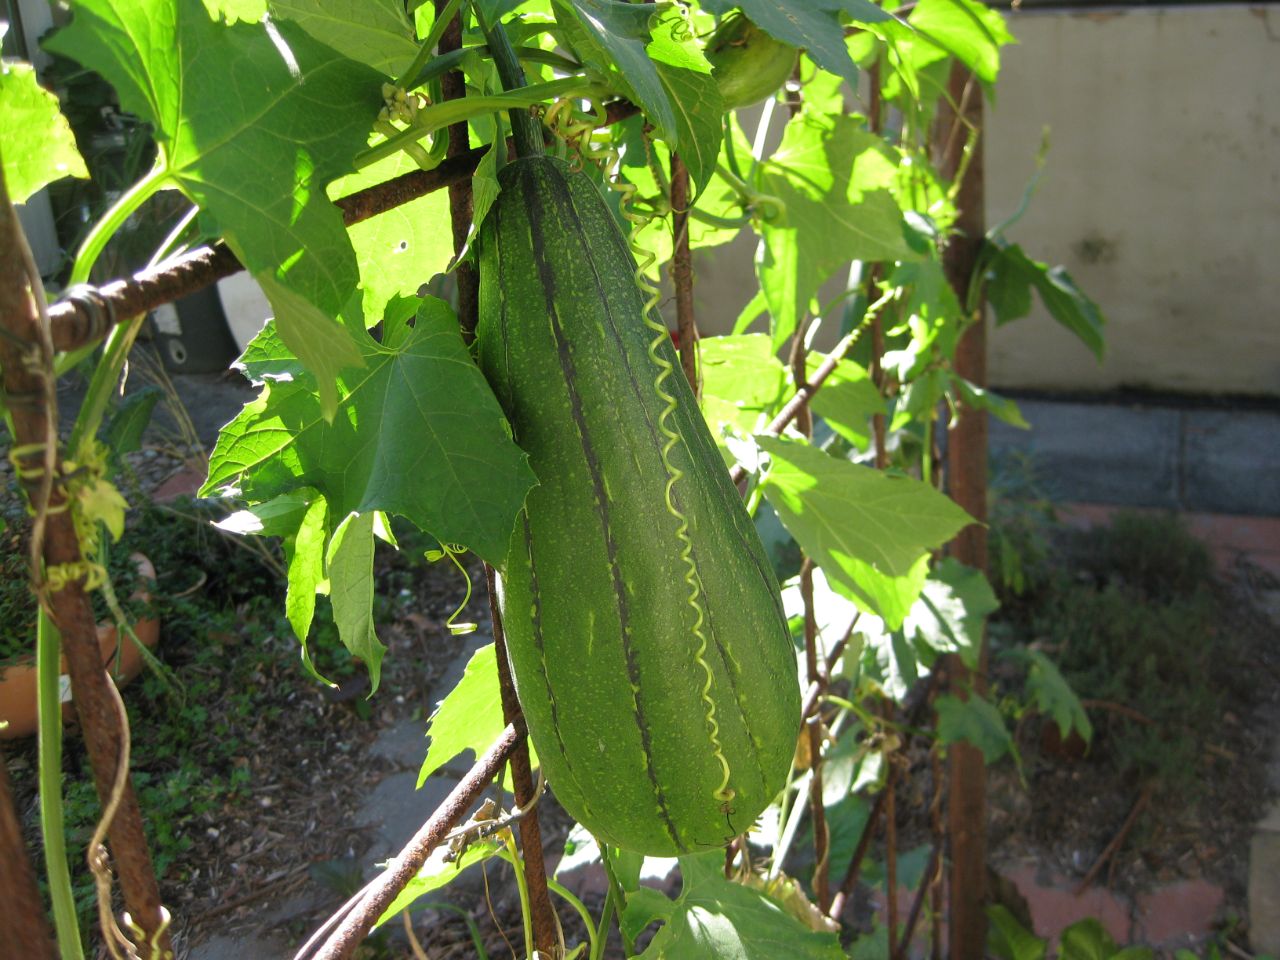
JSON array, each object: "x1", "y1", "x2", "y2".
[
  {"x1": 525, "y1": 179, "x2": 684, "y2": 847},
  {"x1": 477, "y1": 155, "x2": 800, "y2": 855}
]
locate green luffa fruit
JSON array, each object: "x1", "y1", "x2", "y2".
[
  {"x1": 475, "y1": 155, "x2": 800, "y2": 856},
  {"x1": 705, "y1": 13, "x2": 798, "y2": 110}
]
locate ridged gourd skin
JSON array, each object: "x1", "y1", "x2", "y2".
[{"x1": 475, "y1": 155, "x2": 800, "y2": 856}]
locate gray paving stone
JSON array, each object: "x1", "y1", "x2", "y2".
[
  {"x1": 1182, "y1": 410, "x2": 1280, "y2": 516},
  {"x1": 990, "y1": 400, "x2": 1182, "y2": 508},
  {"x1": 368, "y1": 718, "x2": 430, "y2": 770},
  {"x1": 359, "y1": 769, "x2": 459, "y2": 867}
]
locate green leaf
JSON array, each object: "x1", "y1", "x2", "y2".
[
  {"x1": 0, "y1": 59, "x2": 88, "y2": 203},
  {"x1": 756, "y1": 112, "x2": 916, "y2": 350},
  {"x1": 865, "y1": 625, "x2": 926, "y2": 700},
  {"x1": 101, "y1": 386, "x2": 162, "y2": 461},
  {"x1": 646, "y1": 8, "x2": 724, "y2": 195},
  {"x1": 757, "y1": 436, "x2": 974, "y2": 627},
  {"x1": 326, "y1": 510, "x2": 386, "y2": 691},
  {"x1": 625, "y1": 852, "x2": 845, "y2": 959},
  {"x1": 376, "y1": 838, "x2": 502, "y2": 925},
  {"x1": 555, "y1": 0, "x2": 675, "y2": 142},
  {"x1": 733, "y1": 0, "x2": 868, "y2": 86},
  {"x1": 253, "y1": 276, "x2": 364, "y2": 414},
  {"x1": 270, "y1": 0, "x2": 418, "y2": 78},
  {"x1": 903, "y1": 557, "x2": 997, "y2": 669},
  {"x1": 202, "y1": 299, "x2": 537, "y2": 565},
  {"x1": 908, "y1": 0, "x2": 1014, "y2": 88},
  {"x1": 952, "y1": 378, "x2": 1028, "y2": 430},
  {"x1": 46, "y1": 0, "x2": 384, "y2": 413},
  {"x1": 327, "y1": 151, "x2": 455, "y2": 328},
  {"x1": 935, "y1": 693, "x2": 1014, "y2": 764},
  {"x1": 699, "y1": 334, "x2": 789, "y2": 420},
  {"x1": 807, "y1": 356, "x2": 884, "y2": 450},
  {"x1": 987, "y1": 904, "x2": 1047, "y2": 960},
  {"x1": 1059, "y1": 919, "x2": 1124, "y2": 960},
  {"x1": 1014, "y1": 649, "x2": 1092, "y2": 744},
  {"x1": 417, "y1": 643, "x2": 537, "y2": 790},
  {"x1": 285, "y1": 494, "x2": 329, "y2": 676},
  {"x1": 418, "y1": 643, "x2": 501, "y2": 783},
  {"x1": 985, "y1": 241, "x2": 1106, "y2": 360}
]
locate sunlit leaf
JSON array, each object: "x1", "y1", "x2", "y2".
[
  {"x1": 376, "y1": 838, "x2": 501, "y2": 924},
  {"x1": 326, "y1": 510, "x2": 386, "y2": 690},
  {"x1": 903, "y1": 557, "x2": 998, "y2": 669},
  {"x1": 270, "y1": 0, "x2": 418, "y2": 78},
  {"x1": 203, "y1": 298, "x2": 536, "y2": 565},
  {"x1": 46, "y1": 0, "x2": 384, "y2": 412},
  {"x1": 0, "y1": 59, "x2": 88, "y2": 203},
  {"x1": 757, "y1": 436, "x2": 973, "y2": 627},
  {"x1": 623, "y1": 851, "x2": 845, "y2": 959},
  {"x1": 756, "y1": 112, "x2": 916, "y2": 350}
]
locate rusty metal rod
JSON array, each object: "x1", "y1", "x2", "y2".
[
  {"x1": 0, "y1": 749, "x2": 58, "y2": 959},
  {"x1": 487, "y1": 566, "x2": 559, "y2": 955},
  {"x1": 305, "y1": 724, "x2": 522, "y2": 960},
  {"x1": 46, "y1": 102, "x2": 640, "y2": 354}
]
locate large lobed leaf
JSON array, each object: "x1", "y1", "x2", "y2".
[
  {"x1": 757, "y1": 436, "x2": 974, "y2": 628},
  {"x1": 46, "y1": 0, "x2": 385, "y2": 411},
  {"x1": 755, "y1": 112, "x2": 917, "y2": 351},
  {"x1": 202, "y1": 298, "x2": 536, "y2": 566}
]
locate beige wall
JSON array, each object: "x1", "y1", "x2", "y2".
[
  {"x1": 694, "y1": 5, "x2": 1280, "y2": 397},
  {"x1": 985, "y1": 3, "x2": 1280, "y2": 395}
]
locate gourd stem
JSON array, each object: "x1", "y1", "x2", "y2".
[{"x1": 478, "y1": 13, "x2": 544, "y2": 158}]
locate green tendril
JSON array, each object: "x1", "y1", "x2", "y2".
[{"x1": 426, "y1": 544, "x2": 477, "y2": 635}]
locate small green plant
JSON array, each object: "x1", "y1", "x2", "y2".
[
  {"x1": 994, "y1": 509, "x2": 1235, "y2": 798},
  {"x1": 989, "y1": 906, "x2": 1153, "y2": 960}
]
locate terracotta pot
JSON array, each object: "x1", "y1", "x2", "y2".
[{"x1": 0, "y1": 554, "x2": 159, "y2": 740}]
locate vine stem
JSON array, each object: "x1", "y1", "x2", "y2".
[
  {"x1": 37, "y1": 610, "x2": 84, "y2": 960},
  {"x1": 68, "y1": 159, "x2": 170, "y2": 287},
  {"x1": 501, "y1": 832, "x2": 536, "y2": 960},
  {"x1": 485, "y1": 566, "x2": 559, "y2": 956},
  {"x1": 668, "y1": 152, "x2": 698, "y2": 394}
]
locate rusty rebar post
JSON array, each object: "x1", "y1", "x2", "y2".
[
  {"x1": 437, "y1": 0, "x2": 480, "y2": 344},
  {"x1": 937, "y1": 62, "x2": 989, "y2": 960},
  {"x1": 486, "y1": 567, "x2": 559, "y2": 956},
  {"x1": 798, "y1": 557, "x2": 830, "y2": 910},
  {"x1": 0, "y1": 750, "x2": 58, "y2": 959},
  {"x1": 0, "y1": 160, "x2": 171, "y2": 957},
  {"x1": 669, "y1": 152, "x2": 698, "y2": 393}
]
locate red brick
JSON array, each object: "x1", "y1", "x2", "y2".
[{"x1": 1134, "y1": 878, "x2": 1224, "y2": 947}]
